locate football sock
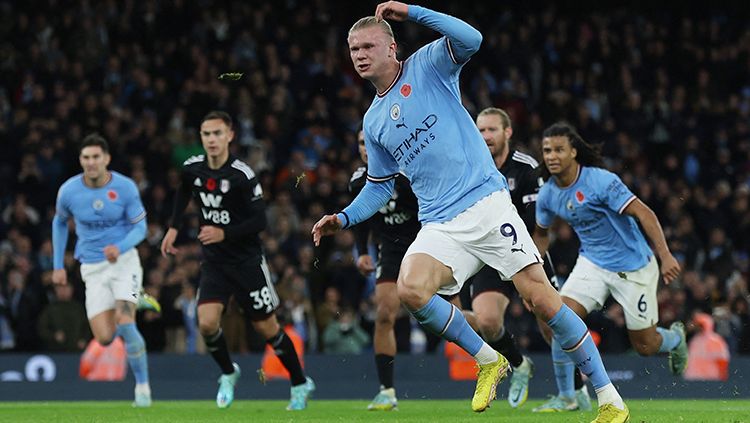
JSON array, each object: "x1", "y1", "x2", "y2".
[
  {"x1": 204, "y1": 328, "x2": 235, "y2": 375},
  {"x1": 656, "y1": 327, "x2": 682, "y2": 353},
  {"x1": 574, "y1": 367, "x2": 584, "y2": 390},
  {"x1": 551, "y1": 338, "x2": 576, "y2": 398},
  {"x1": 117, "y1": 323, "x2": 149, "y2": 385},
  {"x1": 474, "y1": 342, "x2": 500, "y2": 364},
  {"x1": 411, "y1": 295, "x2": 484, "y2": 357},
  {"x1": 595, "y1": 383, "x2": 625, "y2": 409},
  {"x1": 268, "y1": 330, "x2": 306, "y2": 386},
  {"x1": 375, "y1": 354, "x2": 395, "y2": 389},
  {"x1": 488, "y1": 327, "x2": 524, "y2": 368},
  {"x1": 547, "y1": 304, "x2": 611, "y2": 390}
]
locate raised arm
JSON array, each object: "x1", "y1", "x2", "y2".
[
  {"x1": 375, "y1": 2, "x2": 482, "y2": 63},
  {"x1": 406, "y1": 5, "x2": 482, "y2": 62}
]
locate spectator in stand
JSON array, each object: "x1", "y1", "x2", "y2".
[
  {"x1": 685, "y1": 312, "x2": 730, "y2": 381},
  {"x1": 37, "y1": 283, "x2": 90, "y2": 351},
  {"x1": 322, "y1": 306, "x2": 370, "y2": 354}
]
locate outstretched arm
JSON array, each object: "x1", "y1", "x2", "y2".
[
  {"x1": 337, "y1": 179, "x2": 394, "y2": 229},
  {"x1": 312, "y1": 179, "x2": 394, "y2": 246}
]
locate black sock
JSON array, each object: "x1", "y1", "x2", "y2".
[
  {"x1": 574, "y1": 367, "x2": 584, "y2": 390},
  {"x1": 204, "y1": 329, "x2": 235, "y2": 374},
  {"x1": 488, "y1": 328, "x2": 524, "y2": 368},
  {"x1": 375, "y1": 354, "x2": 395, "y2": 389},
  {"x1": 268, "y1": 330, "x2": 306, "y2": 386}
]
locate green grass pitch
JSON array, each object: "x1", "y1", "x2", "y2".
[{"x1": 0, "y1": 399, "x2": 748, "y2": 422}]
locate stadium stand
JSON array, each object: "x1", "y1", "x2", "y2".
[{"x1": 0, "y1": 0, "x2": 748, "y2": 359}]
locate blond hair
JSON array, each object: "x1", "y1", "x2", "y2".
[
  {"x1": 478, "y1": 107, "x2": 512, "y2": 130},
  {"x1": 348, "y1": 16, "x2": 395, "y2": 41}
]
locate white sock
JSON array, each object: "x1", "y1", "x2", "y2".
[
  {"x1": 514, "y1": 355, "x2": 529, "y2": 370},
  {"x1": 594, "y1": 383, "x2": 624, "y2": 409},
  {"x1": 135, "y1": 383, "x2": 151, "y2": 395},
  {"x1": 473, "y1": 343, "x2": 498, "y2": 365}
]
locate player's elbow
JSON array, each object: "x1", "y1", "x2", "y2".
[
  {"x1": 467, "y1": 28, "x2": 483, "y2": 52},
  {"x1": 458, "y1": 29, "x2": 482, "y2": 56},
  {"x1": 134, "y1": 220, "x2": 148, "y2": 241},
  {"x1": 52, "y1": 214, "x2": 66, "y2": 228}
]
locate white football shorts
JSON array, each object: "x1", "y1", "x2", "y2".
[
  {"x1": 405, "y1": 189, "x2": 542, "y2": 296},
  {"x1": 79, "y1": 248, "x2": 143, "y2": 319},
  {"x1": 561, "y1": 255, "x2": 660, "y2": 330}
]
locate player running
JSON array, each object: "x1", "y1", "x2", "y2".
[
  {"x1": 52, "y1": 133, "x2": 155, "y2": 407},
  {"x1": 532, "y1": 122, "x2": 687, "y2": 412},
  {"x1": 161, "y1": 111, "x2": 314, "y2": 410},
  {"x1": 458, "y1": 107, "x2": 539, "y2": 408},
  {"x1": 350, "y1": 128, "x2": 420, "y2": 410},
  {"x1": 313, "y1": 3, "x2": 629, "y2": 421}
]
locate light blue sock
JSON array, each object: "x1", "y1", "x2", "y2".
[
  {"x1": 551, "y1": 338, "x2": 576, "y2": 398},
  {"x1": 117, "y1": 322, "x2": 149, "y2": 385},
  {"x1": 656, "y1": 327, "x2": 681, "y2": 353},
  {"x1": 547, "y1": 304, "x2": 611, "y2": 390},
  {"x1": 412, "y1": 295, "x2": 483, "y2": 355}
]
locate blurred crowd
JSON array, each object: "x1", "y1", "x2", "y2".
[{"x1": 0, "y1": 0, "x2": 748, "y2": 358}]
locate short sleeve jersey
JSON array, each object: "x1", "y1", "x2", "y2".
[{"x1": 536, "y1": 166, "x2": 652, "y2": 272}]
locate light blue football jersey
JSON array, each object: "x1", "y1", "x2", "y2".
[
  {"x1": 536, "y1": 166, "x2": 652, "y2": 272},
  {"x1": 344, "y1": 6, "x2": 507, "y2": 226},
  {"x1": 54, "y1": 171, "x2": 146, "y2": 264}
]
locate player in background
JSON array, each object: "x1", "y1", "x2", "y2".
[
  {"x1": 457, "y1": 107, "x2": 535, "y2": 408},
  {"x1": 312, "y1": 3, "x2": 628, "y2": 421},
  {"x1": 532, "y1": 122, "x2": 687, "y2": 412},
  {"x1": 160, "y1": 111, "x2": 314, "y2": 410},
  {"x1": 52, "y1": 134, "x2": 154, "y2": 407},
  {"x1": 350, "y1": 129, "x2": 421, "y2": 410},
  {"x1": 467, "y1": 108, "x2": 591, "y2": 411}
]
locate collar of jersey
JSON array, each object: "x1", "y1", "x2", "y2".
[
  {"x1": 376, "y1": 61, "x2": 404, "y2": 98},
  {"x1": 80, "y1": 171, "x2": 113, "y2": 189},
  {"x1": 555, "y1": 164, "x2": 582, "y2": 190}
]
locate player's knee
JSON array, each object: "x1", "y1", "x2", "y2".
[
  {"x1": 96, "y1": 335, "x2": 116, "y2": 346},
  {"x1": 375, "y1": 305, "x2": 397, "y2": 328},
  {"x1": 198, "y1": 319, "x2": 221, "y2": 336},
  {"x1": 527, "y1": 289, "x2": 562, "y2": 321},
  {"x1": 526, "y1": 296, "x2": 553, "y2": 320},
  {"x1": 477, "y1": 313, "x2": 503, "y2": 339},
  {"x1": 397, "y1": 282, "x2": 430, "y2": 310}
]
